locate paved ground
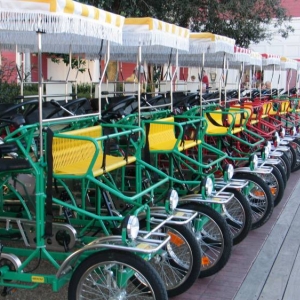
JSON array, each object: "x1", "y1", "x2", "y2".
[{"x1": 173, "y1": 170, "x2": 300, "y2": 300}]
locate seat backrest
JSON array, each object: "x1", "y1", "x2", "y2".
[
  {"x1": 52, "y1": 126, "x2": 102, "y2": 173},
  {"x1": 148, "y1": 117, "x2": 176, "y2": 148},
  {"x1": 205, "y1": 110, "x2": 224, "y2": 128}
]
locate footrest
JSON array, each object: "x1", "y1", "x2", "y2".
[
  {"x1": 0, "y1": 142, "x2": 19, "y2": 155},
  {"x1": 0, "y1": 158, "x2": 31, "y2": 172}
]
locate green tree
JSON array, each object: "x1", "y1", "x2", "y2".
[
  {"x1": 192, "y1": 0, "x2": 294, "y2": 47},
  {"x1": 80, "y1": 0, "x2": 294, "y2": 47}
]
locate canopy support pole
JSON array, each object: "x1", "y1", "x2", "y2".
[
  {"x1": 38, "y1": 31, "x2": 43, "y2": 160},
  {"x1": 98, "y1": 41, "x2": 110, "y2": 119},
  {"x1": 170, "y1": 49, "x2": 178, "y2": 112}
]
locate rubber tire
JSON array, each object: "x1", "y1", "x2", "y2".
[
  {"x1": 179, "y1": 202, "x2": 232, "y2": 278},
  {"x1": 233, "y1": 173, "x2": 274, "y2": 230},
  {"x1": 267, "y1": 163, "x2": 287, "y2": 189},
  {"x1": 223, "y1": 188, "x2": 252, "y2": 245},
  {"x1": 68, "y1": 250, "x2": 168, "y2": 300},
  {"x1": 287, "y1": 144, "x2": 297, "y2": 172},
  {"x1": 268, "y1": 166, "x2": 285, "y2": 207},
  {"x1": 139, "y1": 222, "x2": 201, "y2": 297},
  {"x1": 261, "y1": 165, "x2": 285, "y2": 207},
  {"x1": 290, "y1": 140, "x2": 300, "y2": 172},
  {"x1": 280, "y1": 152, "x2": 292, "y2": 180}
]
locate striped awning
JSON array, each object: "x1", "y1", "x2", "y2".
[
  {"x1": 248, "y1": 51, "x2": 262, "y2": 68},
  {"x1": 106, "y1": 17, "x2": 190, "y2": 63},
  {"x1": 0, "y1": 0, "x2": 124, "y2": 53},
  {"x1": 122, "y1": 17, "x2": 189, "y2": 51},
  {"x1": 280, "y1": 57, "x2": 298, "y2": 70},
  {"x1": 234, "y1": 46, "x2": 252, "y2": 64},
  {"x1": 169, "y1": 32, "x2": 236, "y2": 67},
  {"x1": 262, "y1": 53, "x2": 281, "y2": 66},
  {"x1": 189, "y1": 32, "x2": 235, "y2": 55}
]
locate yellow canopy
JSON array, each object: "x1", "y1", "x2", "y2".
[
  {"x1": 248, "y1": 51, "x2": 262, "y2": 68},
  {"x1": 0, "y1": 0, "x2": 124, "y2": 53},
  {"x1": 189, "y1": 32, "x2": 235, "y2": 55},
  {"x1": 121, "y1": 17, "x2": 189, "y2": 51},
  {"x1": 280, "y1": 57, "x2": 298, "y2": 70}
]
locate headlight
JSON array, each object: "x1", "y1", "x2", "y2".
[
  {"x1": 253, "y1": 154, "x2": 258, "y2": 169},
  {"x1": 275, "y1": 131, "x2": 280, "y2": 143},
  {"x1": 249, "y1": 154, "x2": 258, "y2": 170},
  {"x1": 167, "y1": 189, "x2": 179, "y2": 211},
  {"x1": 224, "y1": 164, "x2": 234, "y2": 180},
  {"x1": 264, "y1": 145, "x2": 270, "y2": 159},
  {"x1": 280, "y1": 127, "x2": 285, "y2": 138},
  {"x1": 267, "y1": 141, "x2": 272, "y2": 152},
  {"x1": 122, "y1": 215, "x2": 139, "y2": 240},
  {"x1": 292, "y1": 126, "x2": 297, "y2": 136},
  {"x1": 202, "y1": 177, "x2": 214, "y2": 196}
]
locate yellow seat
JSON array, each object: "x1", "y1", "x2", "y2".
[
  {"x1": 279, "y1": 101, "x2": 290, "y2": 114},
  {"x1": 268, "y1": 107, "x2": 277, "y2": 115},
  {"x1": 148, "y1": 117, "x2": 201, "y2": 152},
  {"x1": 205, "y1": 109, "x2": 245, "y2": 135},
  {"x1": 205, "y1": 110, "x2": 227, "y2": 135},
  {"x1": 261, "y1": 102, "x2": 271, "y2": 118},
  {"x1": 53, "y1": 126, "x2": 136, "y2": 177},
  {"x1": 232, "y1": 127, "x2": 243, "y2": 134}
]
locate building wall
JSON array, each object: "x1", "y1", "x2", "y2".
[
  {"x1": 282, "y1": 0, "x2": 300, "y2": 17},
  {"x1": 249, "y1": 17, "x2": 300, "y2": 89}
]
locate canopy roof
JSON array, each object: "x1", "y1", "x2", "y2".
[
  {"x1": 280, "y1": 57, "x2": 298, "y2": 70},
  {"x1": 0, "y1": 0, "x2": 124, "y2": 53},
  {"x1": 234, "y1": 46, "x2": 252, "y2": 64},
  {"x1": 189, "y1": 32, "x2": 235, "y2": 55},
  {"x1": 122, "y1": 17, "x2": 189, "y2": 50},
  {"x1": 107, "y1": 17, "x2": 190, "y2": 62},
  {"x1": 261, "y1": 53, "x2": 281, "y2": 70},
  {"x1": 247, "y1": 51, "x2": 262, "y2": 68}
]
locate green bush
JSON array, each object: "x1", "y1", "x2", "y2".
[
  {"x1": 0, "y1": 81, "x2": 102, "y2": 104},
  {"x1": 24, "y1": 83, "x2": 38, "y2": 94},
  {"x1": 0, "y1": 82, "x2": 20, "y2": 103}
]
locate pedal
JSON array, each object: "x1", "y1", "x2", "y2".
[{"x1": 1, "y1": 286, "x2": 17, "y2": 297}]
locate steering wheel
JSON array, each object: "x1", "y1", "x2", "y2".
[
  {"x1": 101, "y1": 96, "x2": 136, "y2": 120},
  {"x1": 0, "y1": 99, "x2": 39, "y2": 119},
  {"x1": 0, "y1": 115, "x2": 26, "y2": 129},
  {"x1": 173, "y1": 93, "x2": 199, "y2": 110},
  {"x1": 45, "y1": 98, "x2": 90, "y2": 119},
  {"x1": 130, "y1": 95, "x2": 165, "y2": 114}
]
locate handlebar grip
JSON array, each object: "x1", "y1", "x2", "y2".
[{"x1": 50, "y1": 99, "x2": 61, "y2": 108}]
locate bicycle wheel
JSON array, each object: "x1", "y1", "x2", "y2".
[
  {"x1": 140, "y1": 221, "x2": 201, "y2": 297},
  {"x1": 278, "y1": 151, "x2": 291, "y2": 180},
  {"x1": 266, "y1": 163, "x2": 287, "y2": 189},
  {"x1": 223, "y1": 188, "x2": 252, "y2": 245},
  {"x1": 233, "y1": 173, "x2": 274, "y2": 230},
  {"x1": 259, "y1": 166, "x2": 285, "y2": 207},
  {"x1": 290, "y1": 140, "x2": 300, "y2": 172},
  {"x1": 287, "y1": 144, "x2": 297, "y2": 171},
  {"x1": 68, "y1": 250, "x2": 168, "y2": 300},
  {"x1": 179, "y1": 202, "x2": 232, "y2": 278}
]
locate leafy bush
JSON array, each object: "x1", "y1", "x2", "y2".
[
  {"x1": 74, "y1": 83, "x2": 94, "y2": 99},
  {"x1": 0, "y1": 82, "x2": 20, "y2": 103}
]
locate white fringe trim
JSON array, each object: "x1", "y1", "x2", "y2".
[
  {"x1": 189, "y1": 42, "x2": 234, "y2": 55},
  {"x1": 0, "y1": 11, "x2": 122, "y2": 46},
  {"x1": 122, "y1": 31, "x2": 189, "y2": 51}
]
